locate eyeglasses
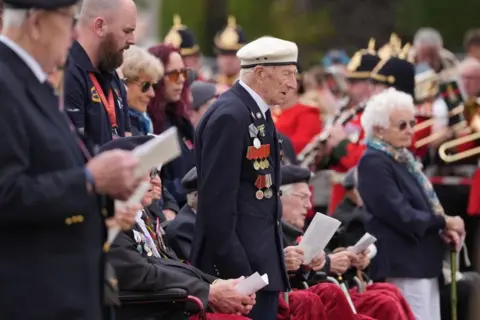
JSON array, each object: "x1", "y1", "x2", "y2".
[
  {"x1": 164, "y1": 68, "x2": 188, "y2": 83},
  {"x1": 137, "y1": 81, "x2": 155, "y2": 93},
  {"x1": 123, "y1": 79, "x2": 156, "y2": 93},
  {"x1": 291, "y1": 193, "x2": 310, "y2": 202},
  {"x1": 396, "y1": 119, "x2": 417, "y2": 131}
]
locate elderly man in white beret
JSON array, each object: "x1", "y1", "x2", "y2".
[{"x1": 191, "y1": 36, "x2": 298, "y2": 319}]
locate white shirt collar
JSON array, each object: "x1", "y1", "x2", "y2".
[
  {"x1": 0, "y1": 35, "x2": 47, "y2": 83},
  {"x1": 239, "y1": 80, "x2": 270, "y2": 118}
]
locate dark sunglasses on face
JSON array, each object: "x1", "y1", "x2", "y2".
[
  {"x1": 164, "y1": 68, "x2": 188, "y2": 83},
  {"x1": 397, "y1": 120, "x2": 417, "y2": 131},
  {"x1": 123, "y1": 79, "x2": 156, "y2": 93}
]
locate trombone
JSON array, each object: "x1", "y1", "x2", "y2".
[
  {"x1": 438, "y1": 98, "x2": 480, "y2": 162},
  {"x1": 414, "y1": 104, "x2": 469, "y2": 148}
]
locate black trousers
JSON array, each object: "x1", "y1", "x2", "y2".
[{"x1": 248, "y1": 291, "x2": 279, "y2": 320}]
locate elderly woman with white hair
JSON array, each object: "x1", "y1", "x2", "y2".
[
  {"x1": 356, "y1": 88, "x2": 465, "y2": 320},
  {"x1": 120, "y1": 45, "x2": 164, "y2": 136}
]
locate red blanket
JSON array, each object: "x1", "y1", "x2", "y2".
[{"x1": 349, "y1": 283, "x2": 415, "y2": 320}]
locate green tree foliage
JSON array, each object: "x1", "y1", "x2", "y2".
[{"x1": 395, "y1": 0, "x2": 480, "y2": 51}]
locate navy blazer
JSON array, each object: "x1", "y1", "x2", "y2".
[
  {"x1": 357, "y1": 148, "x2": 446, "y2": 280},
  {"x1": 191, "y1": 82, "x2": 288, "y2": 292},
  {"x1": 0, "y1": 42, "x2": 104, "y2": 319}
]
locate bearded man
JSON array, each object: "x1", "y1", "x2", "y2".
[{"x1": 64, "y1": 0, "x2": 136, "y2": 145}]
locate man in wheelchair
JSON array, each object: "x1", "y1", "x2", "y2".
[{"x1": 102, "y1": 136, "x2": 255, "y2": 320}]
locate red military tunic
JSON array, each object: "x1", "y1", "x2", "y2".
[
  {"x1": 328, "y1": 113, "x2": 366, "y2": 214},
  {"x1": 274, "y1": 103, "x2": 323, "y2": 155}
]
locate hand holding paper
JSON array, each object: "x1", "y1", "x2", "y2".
[
  {"x1": 298, "y1": 212, "x2": 341, "y2": 265},
  {"x1": 348, "y1": 233, "x2": 377, "y2": 255},
  {"x1": 235, "y1": 272, "x2": 269, "y2": 295}
]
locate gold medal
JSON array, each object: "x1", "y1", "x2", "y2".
[
  {"x1": 264, "y1": 159, "x2": 270, "y2": 169},
  {"x1": 260, "y1": 160, "x2": 265, "y2": 170},
  {"x1": 255, "y1": 190, "x2": 264, "y2": 200},
  {"x1": 253, "y1": 161, "x2": 260, "y2": 170},
  {"x1": 264, "y1": 188, "x2": 273, "y2": 199}
]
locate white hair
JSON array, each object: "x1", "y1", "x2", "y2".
[
  {"x1": 280, "y1": 183, "x2": 294, "y2": 196},
  {"x1": 361, "y1": 88, "x2": 415, "y2": 138},
  {"x1": 239, "y1": 68, "x2": 253, "y2": 82},
  {"x1": 2, "y1": 8, "x2": 28, "y2": 28},
  {"x1": 414, "y1": 28, "x2": 443, "y2": 48}
]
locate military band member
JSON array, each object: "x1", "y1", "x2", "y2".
[
  {"x1": 163, "y1": 14, "x2": 205, "y2": 81},
  {"x1": 0, "y1": 0, "x2": 141, "y2": 318},
  {"x1": 213, "y1": 15, "x2": 246, "y2": 88},
  {"x1": 192, "y1": 36, "x2": 298, "y2": 319},
  {"x1": 321, "y1": 40, "x2": 380, "y2": 213}
]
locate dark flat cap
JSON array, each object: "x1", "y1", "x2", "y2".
[
  {"x1": 191, "y1": 81, "x2": 216, "y2": 110},
  {"x1": 99, "y1": 135, "x2": 154, "y2": 153},
  {"x1": 280, "y1": 165, "x2": 312, "y2": 186},
  {"x1": 4, "y1": 0, "x2": 79, "y2": 9},
  {"x1": 181, "y1": 167, "x2": 198, "y2": 193},
  {"x1": 343, "y1": 167, "x2": 357, "y2": 190}
]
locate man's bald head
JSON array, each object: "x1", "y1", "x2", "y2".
[
  {"x1": 77, "y1": 0, "x2": 137, "y2": 71},
  {"x1": 79, "y1": 0, "x2": 136, "y2": 23}
]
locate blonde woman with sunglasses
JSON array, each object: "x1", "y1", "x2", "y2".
[{"x1": 120, "y1": 45, "x2": 164, "y2": 136}]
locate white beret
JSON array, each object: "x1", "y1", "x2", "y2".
[{"x1": 236, "y1": 36, "x2": 298, "y2": 69}]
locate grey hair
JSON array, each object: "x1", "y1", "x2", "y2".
[
  {"x1": 279, "y1": 183, "x2": 294, "y2": 196},
  {"x1": 2, "y1": 8, "x2": 28, "y2": 28},
  {"x1": 361, "y1": 88, "x2": 415, "y2": 138},
  {"x1": 414, "y1": 28, "x2": 443, "y2": 48},
  {"x1": 239, "y1": 68, "x2": 253, "y2": 82}
]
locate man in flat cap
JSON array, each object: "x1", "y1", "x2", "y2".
[
  {"x1": 166, "y1": 166, "x2": 199, "y2": 261},
  {"x1": 188, "y1": 80, "x2": 217, "y2": 128},
  {"x1": 192, "y1": 36, "x2": 298, "y2": 319},
  {"x1": 0, "y1": 0, "x2": 142, "y2": 318}
]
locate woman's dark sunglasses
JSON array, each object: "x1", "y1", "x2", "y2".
[
  {"x1": 397, "y1": 120, "x2": 417, "y2": 131},
  {"x1": 122, "y1": 79, "x2": 155, "y2": 93},
  {"x1": 164, "y1": 68, "x2": 189, "y2": 83}
]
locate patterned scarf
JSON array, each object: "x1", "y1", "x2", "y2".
[
  {"x1": 129, "y1": 109, "x2": 153, "y2": 135},
  {"x1": 366, "y1": 138, "x2": 445, "y2": 216}
]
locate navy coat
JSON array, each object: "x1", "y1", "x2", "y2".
[
  {"x1": 0, "y1": 41, "x2": 105, "y2": 319},
  {"x1": 191, "y1": 82, "x2": 288, "y2": 292},
  {"x1": 357, "y1": 148, "x2": 446, "y2": 280}
]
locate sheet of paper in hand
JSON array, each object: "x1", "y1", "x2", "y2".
[
  {"x1": 235, "y1": 272, "x2": 269, "y2": 295},
  {"x1": 298, "y1": 212, "x2": 341, "y2": 264},
  {"x1": 348, "y1": 232, "x2": 377, "y2": 255},
  {"x1": 108, "y1": 181, "x2": 152, "y2": 245},
  {"x1": 133, "y1": 127, "x2": 181, "y2": 178}
]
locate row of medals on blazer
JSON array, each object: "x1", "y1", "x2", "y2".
[{"x1": 247, "y1": 122, "x2": 273, "y2": 200}]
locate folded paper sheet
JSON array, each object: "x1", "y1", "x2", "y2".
[
  {"x1": 133, "y1": 127, "x2": 181, "y2": 178},
  {"x1": 235, "y1": 272, "x2": 269, "y2": 295},
  {"x1": 298, "y1": 212, "x2": 341, "y2": 264},
  {"x1": 348, "y1": 232, "x2": 377, "y2": 255}
]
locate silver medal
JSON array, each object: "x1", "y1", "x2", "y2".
[{"x1": 253, "y1": 138, "x2": 261, "y2": 149}]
